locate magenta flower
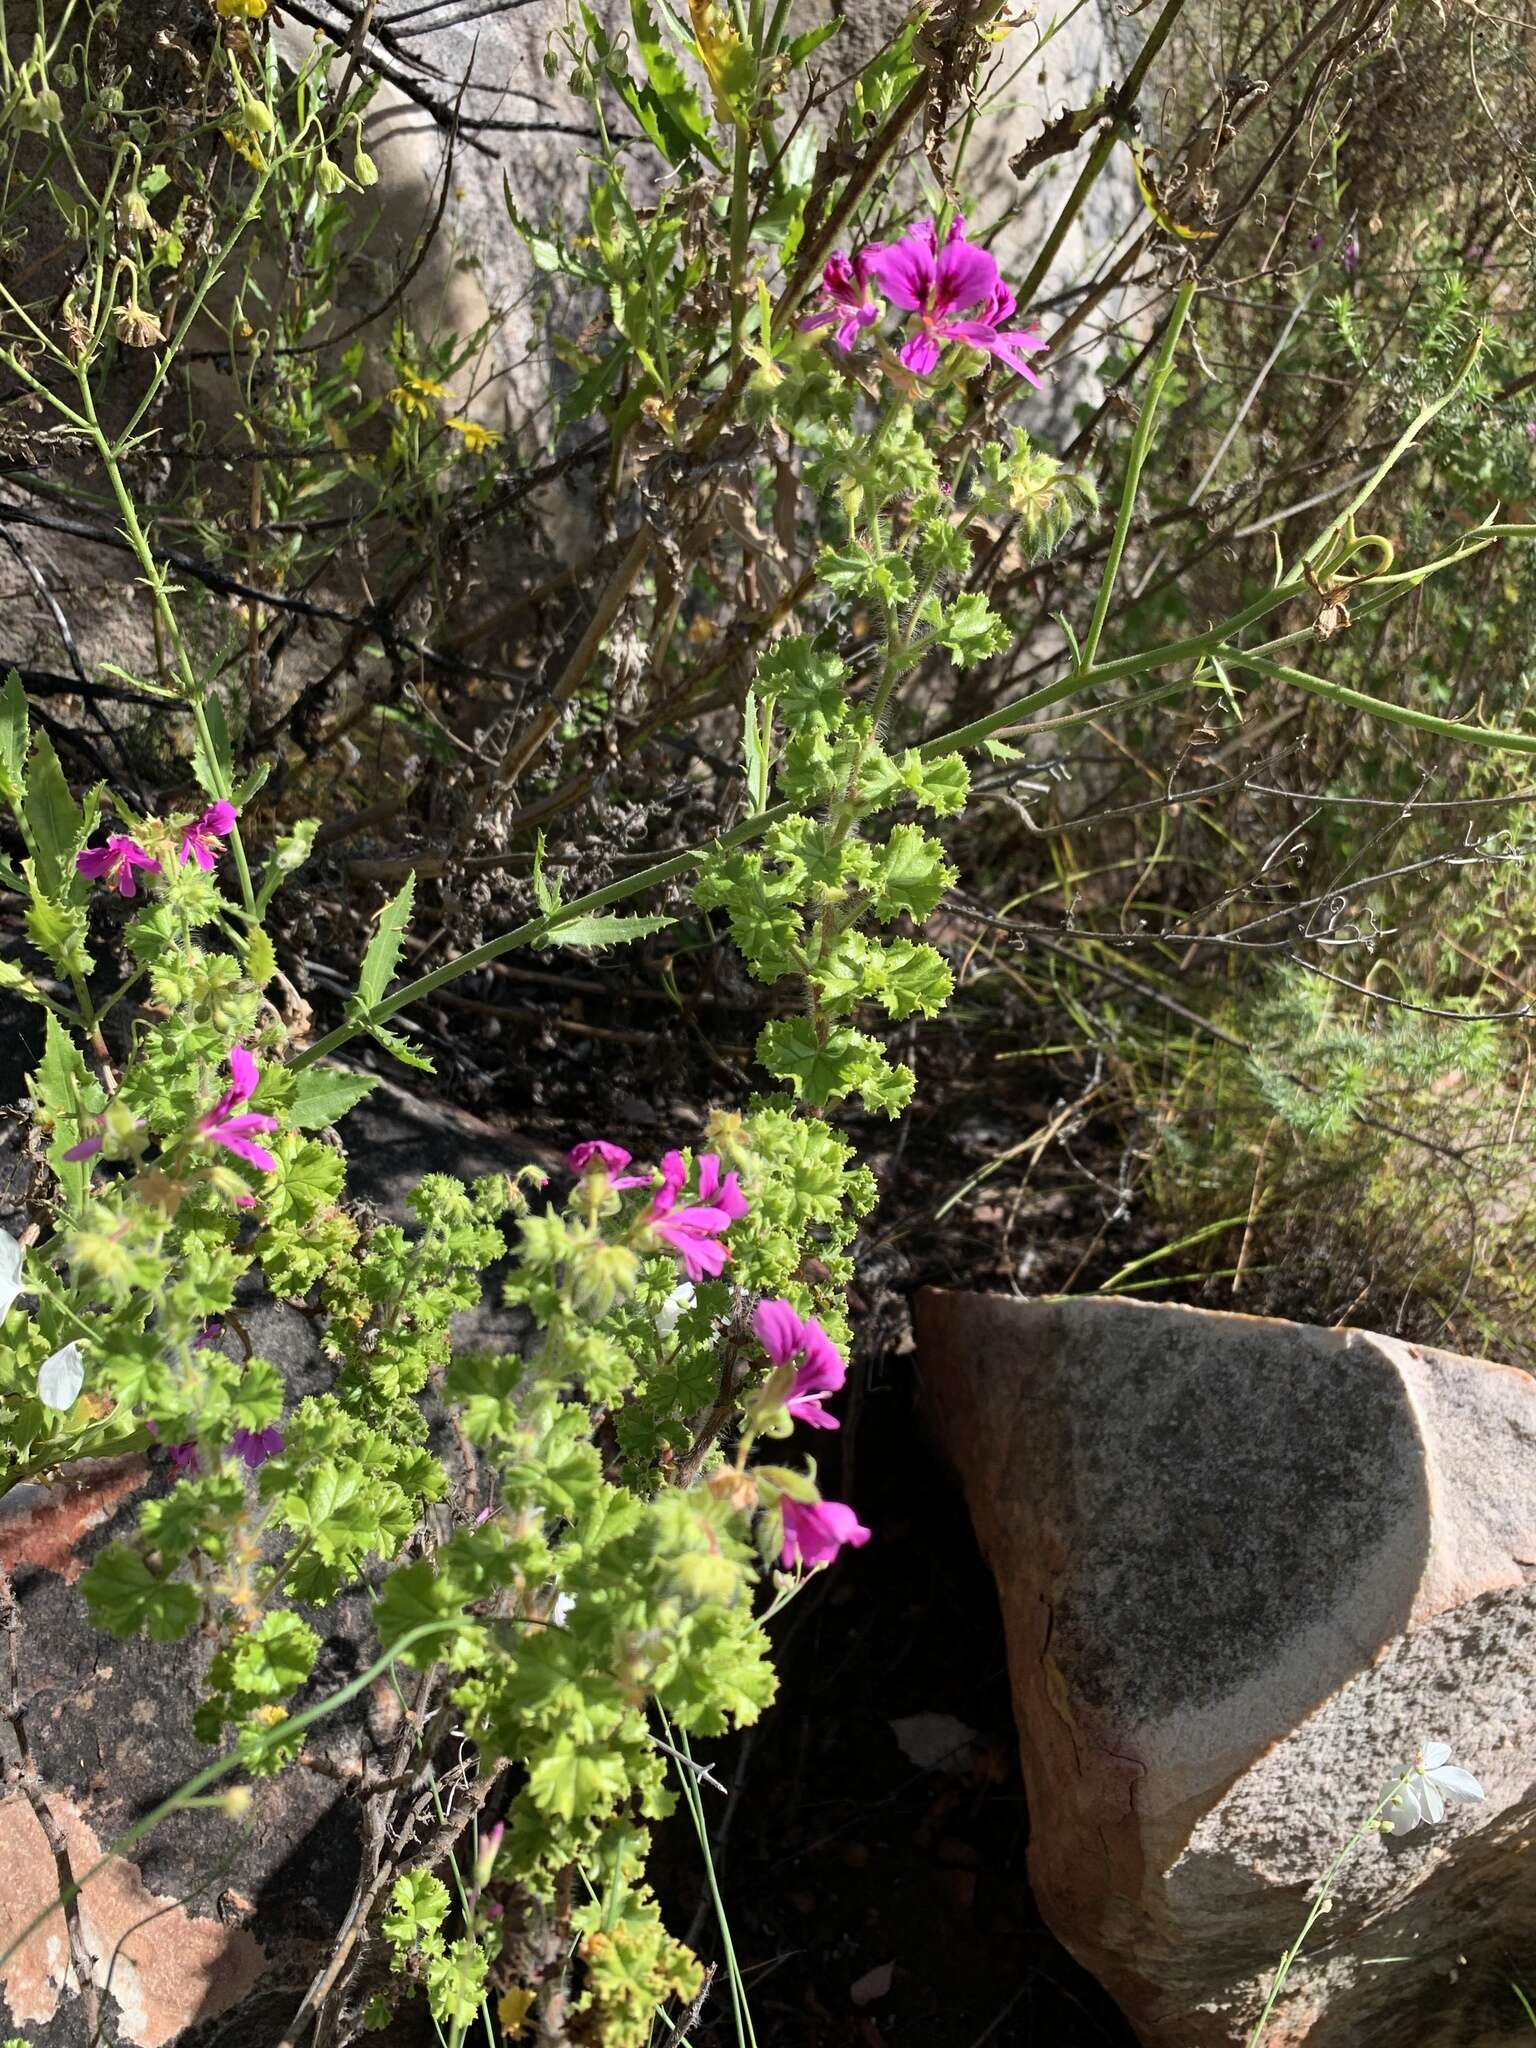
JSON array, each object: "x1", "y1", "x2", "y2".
[
  {"x1": 231, "y1": 1424, "x2": 283, "y2": 1470},
  {"x1": 1342, "y1": 236, "x2": 1359, "y2": 275},
  {"x1": 753, "y1": 1298, "x2": 847, "y2": 1430},
  {"x1": 179, "y1": 800, "x2": 237, "y2": 871},
  {"x1": 645, "y1": 1150, "x2": 746, "y2": 1284},
  {"x1": 696, "y1": 1151, "x2": 748, "y2": 1222},
  {"x1": 567, "y1": 1139, "x2": 649, "y2": 1190},
  {"x1": 63, "y1": 1130, "x2": 104, "y2": 1162},
  {"x1": 194, "y1": 1319, "x2": 226, "y2": 1349},
  {"x1": 939, "y1": 277, "x2": 1047, "y2": 386},
  {"x1": 779, "y1": 1495, "x2": 871, "y2": 1569},
  {"x1": 869, "y1": 216, "x2": 1045, "y2": 384},
  {"x1": 145, "y1": 1421, "x2": 201, "y2": 1474},
  {"x1": 76, "y1": 834, "x2": 160, "y2": 898},
  {"x1": 799, "y1": 247, "x2": 885, "y2": 353},
  {"x1": 197, "y1": 1048, "x2": 279, "y2": 1173}
]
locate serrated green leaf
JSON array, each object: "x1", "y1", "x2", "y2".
[
  {"x1": 192, "y1": 696, "x2": 233, "y2": 800},
  {"x1": 287, "y1": 1065, "x2": 379, "y2": 1130},
  {"x1": 872, "y1": 824, "x2": 953, "y2": 923},
  {"x1": 32, "y1": 1012, "x2": 94, "y2": 1210},
  {"x1": 245, "y1": 925, "x2": 277, "y2": 990},
  {"x1": 0, "y1": 672, "x2": 28, "y2": 807},
  {"x1": 784, "y1": 16, "x2": 840, "y2": 64},
  {"x1": 626, "y1": 0, "x2": 725, "y2": 168},
  {"x1": 0, "y1": 956, "x2": 47, "y2": 1005},
  {"x1": 526, "y1": 1746, "x2": 628, "y2": 1823},
  {"x1": 369, "y1": 1021, "x2": 434, "y2": 1074},
  {"x1": 23, "y1": 878, "x2": 92, "y2": 981},
  {"x1": 878, "y1": 938, "x2": 953, "y2": 1020},
  {"x1": 536, "y1": 910, "x2": 675, "y2": 953},
  {"x1": 383, "y1": 1871, "x2": 450, "y2": 1951},
  {"x1": 228, "y1": 1610, "x2": 319, "y2": 1699},
  {"x1": 756, "y1": 1017, "x2": 877, "y2": 1107},
  {"x1": 356, "y1": 874, "x2": 414, "y2": 1011},
  {"x1": 24, "y1": 732, "x2": 84, "y2": 899}
]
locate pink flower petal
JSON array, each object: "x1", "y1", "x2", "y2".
[
  {"x1": 870, "y1": 239, "x2": 935, "y2": 314},
  {"x1": 931, "y1": 237, "x2": 1000, "y2": 315},
  {"x1": 753, "y1": 1297, "x2": 807, "y2": 1367},
  {"x1": 780, "y1": 1496, "x2": 871, "y2": 1568},
  {"x1": 226, "y1": 1046, "x2": 259, "y2": 1106},
  {"x1": 900, "y1": 331, "x2": 942, "y2": 376}
]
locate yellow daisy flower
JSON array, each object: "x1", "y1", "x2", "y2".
[{"x1": 445, "y1": 416, "x2": 501, "y2": 453}]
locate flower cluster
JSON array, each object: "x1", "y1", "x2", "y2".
[
  {"x1": 801, "y1": 215, "x2": 1046, "y2": 387},
  {"x1": 565, "y1": 1142, "x2": 869, "y2": 1570},
  {"x1": 567, "y1": 1138, "x2": 747, "y2": 1283},
  {"x1": 75, "y1": 800, "x2": 238, "y2": 898},
  {"x1": 750, "y1": 1298, "x2": 870, "y2": 1569},
  {"x1": 66, "y1": 1046, "x2": 279, "y2": 1186}
]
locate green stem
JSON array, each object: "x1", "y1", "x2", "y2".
[
  {"x1": 1012, "y1": 0, "x2": 1192, "y2": 310},
  {"x1": 728, "y1": 122, "x2": 753, "y2": 372},
  {"x1": 1080, "y1": 278, "x2": 1195, "y2": 670},
  {"x1": 1219, "y1": 648, "x2": 1536, "y2": 754},
  {"x1": 1247, "y1": 1775, "x2": 1409, "y2": 2047}
]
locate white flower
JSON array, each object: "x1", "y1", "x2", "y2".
[
  {"x1": 653, "y1": 1282, "x2": 695, "y2": 1339},
  {"x1": 1384, "y1": 1742, "x2": 1484, "y2": 1834},
  {"x1": 0, "y1": 1230, "x2": 23, "y2": 1321},
  {"x1": 38, "y1": 1342, "x2": 84, "y2": 1411}
]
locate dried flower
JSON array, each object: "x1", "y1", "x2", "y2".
[{"x1": 113, "y1": 298, "x2": 165, "y2": 350}]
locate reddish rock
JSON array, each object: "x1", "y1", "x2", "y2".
[
  {"x1": 0, "y1": 1795, "x2": 265, "y2": 2045},
  {"x1": 916, "y1": 1290, "x2": 1536, "y2": 2047}
]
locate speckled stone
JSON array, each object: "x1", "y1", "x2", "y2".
[{"x1": 915, "y1": 1290, "x2": 1536, "y2": 2048}]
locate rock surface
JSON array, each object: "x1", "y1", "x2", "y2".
[{"x1": 914, "y1": 1289, "x2": 1536, "y2": 2047}]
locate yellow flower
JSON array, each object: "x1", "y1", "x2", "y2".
[
  {"x1": 445, "y1": 415, "x2": 501, "y2": 453},
  {"x1": 221, "y1": 125, "x2": 268, "y2": 170},
  {"x1": 497, "y1": 1988, "x2": 535, "y2": 2035},
  {"x1": 389, "y1": 369, "x2": 450, "y2": 419},
  {"x1": 216, "y1": 0, "x2": 268, "y2": 17}
]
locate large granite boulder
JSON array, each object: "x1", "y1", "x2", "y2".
[{"x1": 914, "y1": 1289, "x2": 1536, "y2": 2047}]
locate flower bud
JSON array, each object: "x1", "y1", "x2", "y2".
[{"x1": 474, "y1": 1821, "x2": 504, "y2": 1889}]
